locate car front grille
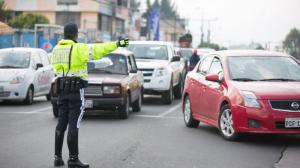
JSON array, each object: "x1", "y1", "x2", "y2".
[
  {"x1": 269, "y1": 100, "x2": 300, "y2": 112},
  {"x1": 0, "y1": 92, "x2": 10, "y2": 97},
  {"x1": 139, "y1": 68, "x2": 154, "y2": 83},
  {"x1": 275, "y1": 121, "x2": 300, "y2": 129},
  {"x1": 85, "y1": 85, "x2": 102, "y2": 96}
]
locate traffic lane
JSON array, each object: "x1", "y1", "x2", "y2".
[
  {"x1": 1, "y1": 104, "x2": 299, "y2": 168},
  {"x1": 0, "y1": 96, "x2": 50, "y2": 114}
]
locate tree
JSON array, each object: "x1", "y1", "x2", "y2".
[
  {"x1": 283, "y1": 28, "x2": 300, "y2": 59},
  {"x1": 160, "y1": 0, "x2": 177, "y2": 19},
  {"x1": 0, "y1": 1, "x2": 12, "y2": 22},
  {"x1": 8, "y1": 13, "x2": 49, "y2": 29}
]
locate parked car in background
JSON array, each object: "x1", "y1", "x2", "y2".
[
  {"x1": 128, "y1": 41, "x2": 186, "y2": 104},
  {"x1": 0, "y1": 48, "x2": 54, "y2": 104},
  {"x1": 183, "y1": 50, "x2": 300, "y2": 141},
  {"x1": 51, "y1": 49, "x2": 143, "y2": 119}
]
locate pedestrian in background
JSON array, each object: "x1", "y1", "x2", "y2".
[
  {"x1": 51, "y1": 23, "x2": 129, "y2": 168},
  {"x1": 189, "y1": 49, "x2": 200, "y2": 70}
]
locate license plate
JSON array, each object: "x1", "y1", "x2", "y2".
[
  {"x1": 85, "y1": 100, "x2": 93, "y2": 108},
  {"x1": 0, "y1": 86, "x2": 3, "y2": 92},
  {"x1": 285, "y1": 118, "x2": 300, "y2": 128}
]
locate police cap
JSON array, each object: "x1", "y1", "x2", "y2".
[{"x1": 64, "y1": 23, "x2": 78, "y2": 37}]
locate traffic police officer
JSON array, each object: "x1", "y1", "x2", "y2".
[{"x1": 51, "y1": 23, "x2": 129, "y2": 168}]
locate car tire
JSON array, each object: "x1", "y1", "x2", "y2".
[
  {"x1": 23, "y1": 86, "x2": 34, "y2": 105},
  {"x1": 118, "y1": 95, "x2": 130, "y2": 119},
  {"x1": 132, "y1": 91, "x2": 142, "y2": 112},
  {"x1": 162, "y1": 81, "x2": 173, "y2": 105},
  {"x1": 52, "y1": 102, "x2": 59, "y2": 118},
  {"x1": 219, "y1": 105, "x2": 240, "y2": 141},
  {"x1": 183, "y1": 96, "x2": 199, "y2": 128},
  {"x1": 174, "y1": 76, "x2": 183, "y2": 99},
  {"x1": 46, "y1": 94, "x2": 51, "y2": 101}
]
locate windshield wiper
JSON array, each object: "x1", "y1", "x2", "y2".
[
  {"x1": 232, "y1": 78, "x2": 258, "y2": 81},
  {"x1": 90, "y1": 69, "x2": 112, "y2": 74},
  {"x1": 259, "y1": 78, "x2": 297, "y2": 81},
  {"x1": 137, "y1": 57, "x2": 153, "y2": 59},
  {"x1": 0, "y1": 65, "x2": 21, "y2": 68}
]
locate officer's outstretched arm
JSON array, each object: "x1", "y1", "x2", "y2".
[{"x1": 92, "y1": 42, "x2": 118, "y2": 60}]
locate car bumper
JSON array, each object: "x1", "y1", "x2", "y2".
[
  {"x1": 0, "y1": 82, "x2": 28, "y2": 100},
  {"x1": 143, "y1": 75, "x2": 171, "y2": 93},
  {"x1": 232, "y1": 100, "x2": 300, "y2": 134}
]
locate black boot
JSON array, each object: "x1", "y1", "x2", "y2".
[
  {"x1": 68, "y1": 156, "x2": 89, "y2": 168},
  {"x1": 54, "y1": 155, "x2": 65, "y2": 167}
]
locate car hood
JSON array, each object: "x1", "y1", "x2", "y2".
[
  {"x1": 230, "y1": 81, "x2": 300, "y2": 100},
  {"x1": 0, "y1": 69, "x2": 27, "y2": 82},
  {"x1": 87, "y1": 73, "x2": 127, "y2": 84},
  {"x1": 136, "y1": 59, "x2": 169, "y2": 69}
]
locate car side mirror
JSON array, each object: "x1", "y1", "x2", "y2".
[
  {"x1": 171, "y1": 56, "x2": 181, "y2": 62},
  {"x1": 36, "y1": 63, "x2": 43, "y2": 70},
  {"x1": 130, "y1": 69, "x2": 137, "y2": 73},
  {"x1": 205, "y1": 74, "x2": 221, "y2": 82}
]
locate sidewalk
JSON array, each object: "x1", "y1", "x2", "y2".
[{"x1": 274, "y1": 146, "x2": 300, "y2": 168}]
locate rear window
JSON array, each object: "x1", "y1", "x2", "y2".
[{"x1": 128, "y1": 44, "x2": 169, "y2": 60}]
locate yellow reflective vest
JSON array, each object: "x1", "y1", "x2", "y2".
[{"x1": 51, "y1": 39, "x2": 117, "y2": 78}]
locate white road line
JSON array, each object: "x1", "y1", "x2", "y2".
[
  {"x1": 0, "y1": 106, "x2": 52, "y2": 114},
  {"x1": 158, "y1": 102, "x2": 182, "y2": 117}
]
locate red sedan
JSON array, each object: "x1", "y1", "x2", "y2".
[{"x1": 183, "y1": 50, "x2": 300, "y2": 141}]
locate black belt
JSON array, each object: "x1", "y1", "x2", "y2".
[{"x1": 52, "y1": 77, "x2": 88, "y2": 95}]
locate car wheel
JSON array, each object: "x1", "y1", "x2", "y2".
[
  {"x1": 174, "y1": 76, "x2": 183, "y2": 99},
  {"x1": 162, "y1": 82, "x2": 173, "y2": 104},
  {"x1": 219, "y1": 105, "x2": 240, "y2": 141},
  {"x1": 23, "y1": 86, "x2": 34, "y2": 105},
  {"x1": 52, "y1": 102, "x2": 59, "y2": 118},
  {"x1": 183, "y1": 96, "x2": 199, "y2": 128},
  {"x1": 132, "y1": 91, "x2": 142, "y2": 112},
  {"x1": 118, "y1": 95, "x2": 130, "y2": 119}
]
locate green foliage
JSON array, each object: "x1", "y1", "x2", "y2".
[
  {"x1": 198, "y1": 42, "x2": 227, "y2": 51},
  {"x1": 0, "y1": 1, "x2": 12, "y2": 22},
  {"x1": 8, "y1": 13, "x2": 49, "y2": 29},
  {"x1": 160, "y1": 0, "x2": 177, "y2": 19},
  {"x1": 283, "y1": 28, "x2": 300, "y2": 59}
]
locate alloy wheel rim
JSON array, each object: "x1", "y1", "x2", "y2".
[
  {"x1": 220, "y1": 109, "x2": 235, "y2": 137},
  {"x1": 184, "y1": 98, "x2": 191, "y2": 123}
]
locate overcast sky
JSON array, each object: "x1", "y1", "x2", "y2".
[{"x1": 175, "y1": 0, "x2": 300, "y2": 47}]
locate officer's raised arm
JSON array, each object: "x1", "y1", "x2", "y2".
[{"x1": 88, "y1": 38, "x2": 129, "y2": 60}]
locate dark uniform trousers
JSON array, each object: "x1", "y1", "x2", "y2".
[{"x1": 55, "y1": 88, "x2": 85, "y2": 157}]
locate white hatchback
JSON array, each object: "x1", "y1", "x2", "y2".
[{"x1": 0, "y1": 48, "x2": 55, "y2": 104}]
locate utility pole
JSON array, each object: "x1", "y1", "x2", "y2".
[
  {"x1": 200, "y1": 10, "x2": 204, "y2": 46},
  {"x1": 206, "y1": 18, "x2": 218, "y2": 44},
  {"x1": 174, "y1": 15, "x2": 177, "y2": 43}
]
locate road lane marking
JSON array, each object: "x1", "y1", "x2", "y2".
[
  {"x1": 135, "y1": 114, "x2": 181, "y2": 119},
  {"x1": 158, "y1": 102, "x2": 182, "y2": 117},
  {"x1": 0, "y1": 106, "x2": 52, "y2": 114}
]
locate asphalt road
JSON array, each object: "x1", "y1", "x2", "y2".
[{"x1": 0, "y1": 96, "x2": 299, "y2": 168}]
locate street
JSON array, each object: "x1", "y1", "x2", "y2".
[{"x1": 0, "y1": 96, "x2": 299, "y2": 168}]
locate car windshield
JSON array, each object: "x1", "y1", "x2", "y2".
[
  {"x1": 0, "y1": 51, "x2": 30, "y2": 68},
  {"x1": 88, "y1": 54, "x2": 127, "y2": 74},
  {"x1": 128, "y1": 44, "x2": 168, "y2": 60},
  {"x1": 181, "y1": 49, "x2": 193, "y2": 60},
  {"x1": 228, "y1": 56, "x2": 300, "y2": 81}
]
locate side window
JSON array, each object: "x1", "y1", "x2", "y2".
[
  {"x1": 209, "y1": 58, "x2": 223, "y2": 75},
  {"x1": 40, "y1": 51, "x2": 50, "y2": 66},
  {"x1": 33, "y1": 52, "x2": 42, "y2": 64},
  {"x1": 197, "y1": 56, "x2": 213, "y2": 75},
  {"x1": 127, "y1": 56, "x2": 132, "y2": 72}
]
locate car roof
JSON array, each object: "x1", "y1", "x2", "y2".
[
  {"x1": 0, "y1": 47, "x2": 46, "y2": 53},
  {"x1": 210, "y1": 50, "x2": 290, "y2": 57},
  {"x1": 110, "y1": 48, "x2": 134, "y2": 57},
  {"x1": 130, "y1": 41, "x2": 173, "y2": 45}
]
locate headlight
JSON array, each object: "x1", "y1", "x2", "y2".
[
  {"x1": 240, "y1": 91, "x2": 260, "y2": 108},
  {"x1": 103, "y1": 85, "x2": 121, "y2": 94},
  {"x1": 10, "y1": 75, "x2": 25, "y2": 84},
  {"x1": 155, "y1": 67, "x2": 167, "y2": 77}
]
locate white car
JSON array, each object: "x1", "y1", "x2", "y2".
[
  {"x1": 0, "y1": 48, "x2": 55, "y2": 104},
  {"x1": 128, "y1": 41, "x2": 186, "y2": 104}
]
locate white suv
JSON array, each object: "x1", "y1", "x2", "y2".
[{"x1": 128, "y1": 41, "x2": 186, "y2": 104}]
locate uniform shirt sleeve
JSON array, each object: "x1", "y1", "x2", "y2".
[
  {"x1": 76, "y1": 43, "x2": 90, "y2": 63},
  {"x1": 90, "y1": 42, "x2": 118, "y2": 60}
]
